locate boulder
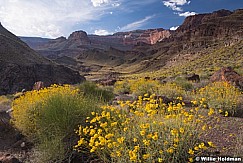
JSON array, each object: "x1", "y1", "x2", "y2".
[
  {"x1": 0, "y1": 111, "x2": 11, "y2": 132},
  {"x1": 210, "y1": 67, "x2": 243, "y2": 89},
  {"x1": 32, "y1": 81, "x2": 44, "y2": 91},
  {"x1": 186, "y1": 73, "x2": 200, "y2": 82},
  {"x1": 153, "y1": 95, "x2": 173, "y2": 104},
  {"x1": 0, "y1": 154, "x2": 20, "y2": 163},
  {"x1": 99, "y1": 79, "x2": 117, "y2": 86},
  {"x1": 144, "y1": 76, "x2": 151, "y2": 80},
  {"x1": 114, "y1": 94, "x2": 137, "y2": 102}
]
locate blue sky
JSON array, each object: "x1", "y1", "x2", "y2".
[{"x1": 0, "y1": 0, "x2": 242, "y2": 38}]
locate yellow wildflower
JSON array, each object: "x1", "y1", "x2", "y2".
[
  {"x1": 188, "y1": 149, "x2": 194, "y2": 155},
  {"x1": 143, "y1": 153, "x2": 150, "y2": 159},
  {"x1": 158, "y1": 158, "x2": 163, "y2": 162},
  {"x1": 225, "y1": 111, "x2": 228, "y2": 117},
  {"x1": 208, "y1": 141, "x2": 215, "y2": 147}
]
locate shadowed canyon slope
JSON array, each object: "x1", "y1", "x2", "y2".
[
  {"x1": 0, "y1": 23, "x2": 85, "y2": 95},
  {"x1": 20, "y1": 9, "x2": 243, "y2": 79}
]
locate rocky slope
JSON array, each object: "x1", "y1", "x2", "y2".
[
  {"x1": 0, "y1": 23, "x2": 85, "y2": 95},
  {"x1": 165, "y1": 9, "x2": 243, "y2": 50}
]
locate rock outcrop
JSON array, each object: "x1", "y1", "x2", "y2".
[
  {"x1": 0, "y1": 23, "x2": 85, "y2": 95},
  {"x1": 114, "y1": 28, "x2": 171, "y2": 45},
  {"x1": 68, "y1": 30, "x2": 91, "y2": 45},
  {"x1": 210, "y1": 67, "x2": 243, "y2": 89}
]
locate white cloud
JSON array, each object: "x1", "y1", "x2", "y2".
[
  {"x1": 163, "y1": 0, "x2": 190, "y2": 11},
  {"x1": 112, "y1": 2, "x2": 120, "y2": 7},
  {"x1": 163, "y1": 0, "x2": 196, "y2": 18},
  {"x1": 0, "y1": 0, "x2": 115, "y2": 38},
  {"x1": 170, "y1": 26, "x2": 179, "y2": 30},
  {"x1": 178, "y1": 11, "x2": 197, "y2": 17},
  {"x1": 120, "y1": 15, "x2": 155, "y2": 31},
  {"x1": 94, "y1": 29, "x2": 111, "y2": 35},
  {"x1": 91, "y1": 0, "x2": 110, "y2": 7}
]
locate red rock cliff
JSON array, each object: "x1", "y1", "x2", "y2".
[{"x1": 68, "y1": 30, "x2": 91, "y2": 45}]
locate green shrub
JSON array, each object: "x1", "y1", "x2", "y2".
[
  {"x1": 174, "y1": 77, "x2": 193, "y2": 91},
  {"x1": 79, "y1": 81, "x2": 114, "y2": 102},
  {"x1": 158, "y1": 83, "x2": 187, "y2": 99}
]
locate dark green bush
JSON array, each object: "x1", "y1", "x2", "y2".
[
  {"x1": 78, "y1": 81, "x2": 114, "y2": 102},
  {"x1": 174, "y1": 77, "x2": 193, "y2": 91}
]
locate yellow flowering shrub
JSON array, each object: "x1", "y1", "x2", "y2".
[
  {"x1": 114, "y1": 79, "x2": 131, "y2": 94},
  {"x1": 75, "y1": 94, "x2": 216, "y2": 162},
  {"x1": 130, "y1": 79, "x2": 160, "y2": 96},
  {"x1": 114, "y1": 78, "x2": 187, "y2": 99},
  {"x1": 114, "y1": 78, "x2": 161, "y2": 96},
  {"x1": 12, "y1": 84, "x2": 78, "y2": 138},
  {"x1": 158, "y1": 82, "x2": 187, "y2": 99},
  {"x1": 12, "y1": 84, "x2": 100, "y2": 162},
  {"x1": 195, "y1": 82, "x2": 242, "y2": 115}
]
